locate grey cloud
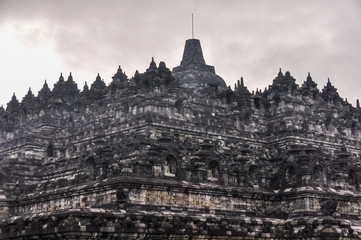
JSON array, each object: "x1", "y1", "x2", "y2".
[{"x1": 0, "y1": 0, "x2": 360, "y2": 106}]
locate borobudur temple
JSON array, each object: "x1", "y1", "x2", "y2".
[{"x1": 0, "y1": 38, "x2": 360, "y2": 239}]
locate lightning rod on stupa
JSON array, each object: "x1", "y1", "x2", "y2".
[{"x1": 192, "y1": 13, "x2": 194, "y2": 39}]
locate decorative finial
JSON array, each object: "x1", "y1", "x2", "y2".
[
  {"x1": 96, "y1": 73, "x2": 101, "y2": 81},
  {"x1": 234, "y1": 83, "x2": 237, "y2": 91},
  {"x1": 308, "y1": 72, "x2": 310, "y2": 77},
  {"x1": 67, "y1": 72, "x2": 73, "y2": 81},
  {"x1": 59, "y1": 72, "x2": 64, "y2": 82},
  {"x1": 148, "y1": 57, "x2": 157, "y2": 70},
  {"x1": 241, "y1": 77, "x2": 244, "y2": 87},
  {"x1": 357, "y1": 99, "x2": 360, "y2": 108},
  {"x1": 237, "y1": 79, "x2": 240, "y2": 87},
  {"x1": 328, "y1": 77, "x2": 330, "y2": 83},
  {"x1": 83, "y1": 81, "x2": 89, "y2": 91}
]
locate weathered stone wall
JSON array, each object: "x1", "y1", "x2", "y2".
[{"x1": 1, "y1": 208, "x2": 360, "y2": 239}]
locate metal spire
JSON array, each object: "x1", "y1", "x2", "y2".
[{"x1": 192, "y1": 13, "x2": 194, "y2": 39}]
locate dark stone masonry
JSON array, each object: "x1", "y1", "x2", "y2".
[{"x1": 0, "y1": 38, "x2": 360, "y2": 239}]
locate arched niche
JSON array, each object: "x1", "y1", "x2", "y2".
[
  {"x1": 313, "y1": 165, "x2": 324, "y2": 185},
  {"x1": 164, "y1": 155, "x2": 177, "y2": 177},
  {"x1": 144, "y1": 80, "x2": 151, "y2": 93},
  {"x1": 208, "y1": 160, "x2": 220, "y2": 180},
  {"x1": 175, "y1": 100, "x2": 184, "y2": 114},
  {"x1": 248, "y1": 165, "x2": 259, "y2": 186},
  {"x1": 285, "y1": 165, "x2": 296, "y2": 186},
  {"x1": 47, "y1": 143, "x2": 54, "y2": 157},
  {"x1": 85, "y1": 157, "x2": 96, "y2": 180},
  {"x1": 348, "y1": 169, "x2": 358, "y2": 187}
]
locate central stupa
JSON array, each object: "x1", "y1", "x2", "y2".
[{"x1": 172, "y1": 39, "x2": 227, "y2": 89}]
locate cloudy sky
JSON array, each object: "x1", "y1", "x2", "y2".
[{"x1": 0, "y1": 0, "x2": 360, "y2": 107}]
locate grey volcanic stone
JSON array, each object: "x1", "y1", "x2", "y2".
[{"x1": 173, "y1": 39, "x2": 227, "y2": 89}]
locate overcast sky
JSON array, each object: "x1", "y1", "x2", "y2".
[{"x1": 0, "y1": 0, "x2": 360, "y2": 107}]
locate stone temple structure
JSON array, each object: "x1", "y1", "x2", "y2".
[{"x1": 0, "y1": 38, "x2": 360, "y2": 239}]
